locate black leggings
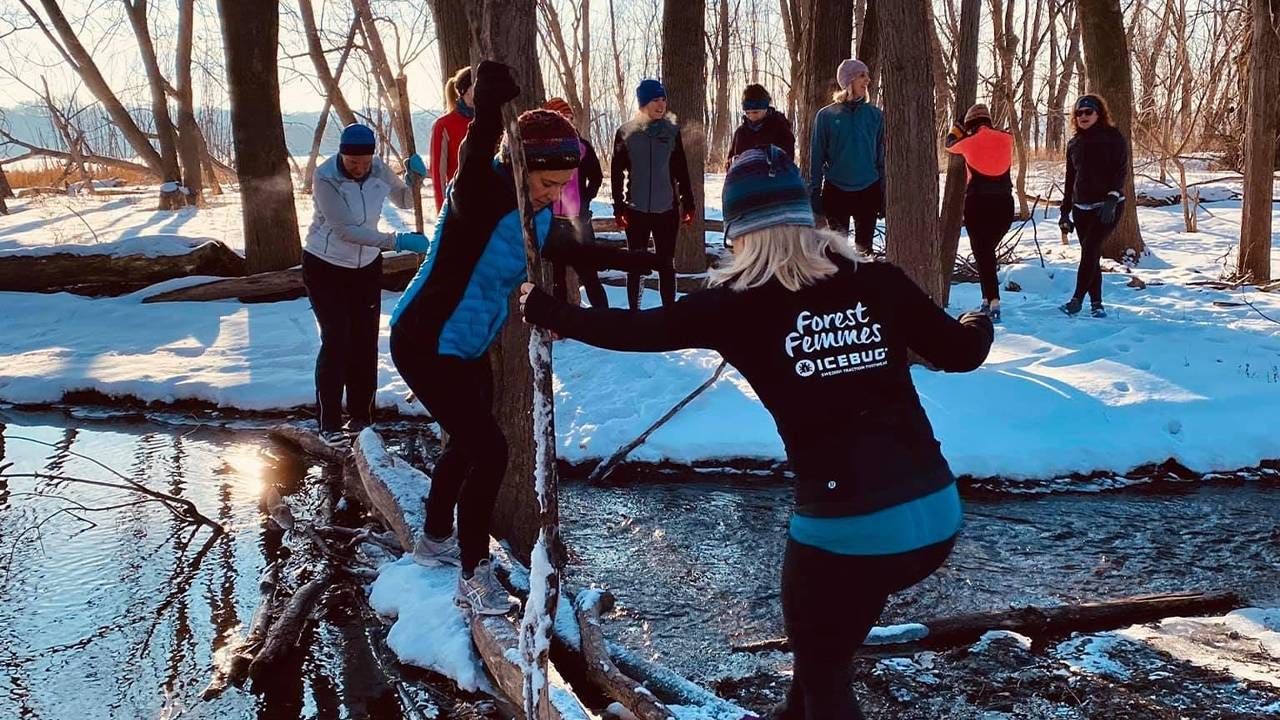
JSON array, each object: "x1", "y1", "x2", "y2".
[
  {"x1": 389, "y1": 328, "x2": 508, "y2": 573},
  {"x1": 778, "y1": 536, "x2": 956, "y2": 720},
  {"x1": 302, "y1": 252, "x2": 382, "y2": 432},
  {"x1": 963, "y1": 192, "x2": 1014, "y2": 302},
  {"x1": 624, "y1": 208, "x2": 678, "y2": 308},
  {"x1": 822, "y1": 181, "x2": 882, "y2": 253},
  {"x1": 1072, "y1": 206, "x2": 1120, "y2": 305}
]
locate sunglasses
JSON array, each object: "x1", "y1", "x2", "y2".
[{"x1": 1074, "y1": 108, "x2": 1096, "y2": 117}]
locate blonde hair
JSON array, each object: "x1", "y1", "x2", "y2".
[
  {"x1": 832, "y1": 88, "x2": 853, "y2": 103},
  {"x1": 710, "y1": 225, "x2": 859, "y2": 292}
]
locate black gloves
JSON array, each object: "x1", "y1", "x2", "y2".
[
  {"x1": 958, "y1": 310, "x2": 995, "y2": 347},
  {"x1": 1099, "y1": 195, "x2": 1119, "y2": 225},
  {"x1": 1058, "y1": 211, "x2": 1074, "y2": 235},
  {"x1": 473, "y1": 60, "x2": 520, "y2": 113}
]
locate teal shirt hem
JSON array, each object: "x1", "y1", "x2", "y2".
[{"x1": 789, "y1": 482, "x2": 962, "y2": 556}]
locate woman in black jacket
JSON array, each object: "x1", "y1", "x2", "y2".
[
  {"x1": 726, "y1": 84, "x2": 796, "y2": 169},
  {"x1": 1058, "y1": 94, "x2": 1130, "y2": 318},
  {"x1": 521, "y1": 147, "x2": 992, "y2": 719}
]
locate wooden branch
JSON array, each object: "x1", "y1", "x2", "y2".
[
  {"x1": 141, "y1": 252, "x2": 420, "y2": 303},
  {"x1": 220, "y1": 560, "x2": 282, "y2": 690},
  {"x1": 394, "y1": 75, "x2": 424, "y2": 234},
  {"x1": 0, "y1": 240, "x2": 245, "y2": 295},
  {"x1": 0, "y1": 134, "x2": 160, "y2": 178},
  {"x1": 588, "y1": 359, "x2": 728, "y2": 484},
  {"x1": 733, "y1": 591, "x2": 1243, "y2": 655},
  {"x1": 575, "y1": 590, "x2": 675, "y2": 720},
  {"x1": 268, "y1": 422, "x2": 348, "y2": 464},
  {"x1": 248, "y1": 571, "x2": 331, "y2": 681}
]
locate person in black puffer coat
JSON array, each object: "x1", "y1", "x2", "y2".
[
  {"x1": 726, "y1": 84, "x2": 796, "y2": 169},
  {"x1": 1058, "y1": 94, "x2": 1130, "y2": 319}
]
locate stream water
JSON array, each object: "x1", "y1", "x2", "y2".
[{"x1": 1, "y1": 407, "x2": 1278, "y2": 718}]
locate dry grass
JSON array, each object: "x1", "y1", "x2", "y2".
[{"x1": 4, "y1": 163, "x2": 156, "y2": 189}]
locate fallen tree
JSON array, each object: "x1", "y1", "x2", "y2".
[
  {"x1": 142, "y1": 252, "x2": 421, "y2": 303},
  {"x1": 0, "y1": 240, "x2": 245, "y2": 295}
]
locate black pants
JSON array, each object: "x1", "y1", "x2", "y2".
[
  {"x1": 963, "y1": 192, "x2": 1015, "y2": 302},
  {"x1": 823, "y1": 181, "x2": 882, "y2": 253},
  {"x1": 1072, "y1": 206, "x2": 1120, "y2": 305},
  {"x1": 778, "y1": 536, "x2": 956, "y2": 720},
  {"x1": 302, "y1": 252, "x2": 382, "y2": 433},
  {"x1": 390, "y1": 327, "x2": 507, "y2": 573},
  {"x1": 624, "y1": 207, "x2": 678, "y2": 309},
  {"x1": 553, "y1": 214, "x2": 609, "y2": 308}
]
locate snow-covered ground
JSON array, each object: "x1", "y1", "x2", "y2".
[{"x1": 1, "y1": 173, "x2": 1279, "y2": 482}]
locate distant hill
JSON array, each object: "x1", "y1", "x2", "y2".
[{"x1": 1, "y1": 106, "x2": 441, "y2": 160}]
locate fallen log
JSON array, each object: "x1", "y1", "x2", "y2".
[
  {"x1": 248, "y1": 571, "x2": 331, "y2": 681},
  {"x1": 467, "y1": 610, "x2": 593, "y2": 720},
  {"x1": 268, "y1": 421, "x2": 348, "y2": 464},
  {"x1": 574, "y1": 589, "x2": 675, "y2": 720},
  {"x1": 352, "y1": 428, "x2": 427, "y2": 552},
  {"x1": 142, "y1": 251, "x2": 421, "y2": 303},
  {"x1": 733, "y1": 591, "x2": 1243, "y2": 655},
  {"x1": 220, "y1": 560, "x2": 282, "y2": 690},
  {"x1": 0, "y1": 240, "x2": 245, "y2": 295}
]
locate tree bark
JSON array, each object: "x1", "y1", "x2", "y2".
[
  {"x1": 857, "y1": 0, "x2": 880, "y2": 102},
  {"x1": 300, "y1": 0, "x2": 357, "y2": 127},
  {"x1": 795, "y1": 0, "x2": 854, "y2": 199},
  {"x1": 1078, "y1": 0, "x2": 1145, "y2": 260},
  {"x1": 302, "y1": 19, "x2": 360, "y2": 194},
  {"x1": 708, "y1": 0, "x2": 732, "y2": 166},
  {"x1": 0, "y1": 164, "x2": 13, "y2": 199},
  {"x1": 880, "y1": 0, "x2": 944, "y2": 301},
  {"x1": 431, "y1": 0, "x2": 473, "y2": 107},
  {"x1": 352, "y1": 0, "x2": 406, "y2": 154},
  {"x1": 937, "y1": 0, "x2": 981, "y2": 308},
  {"x1": 175, "y1": 0, "x2": 204, "y2": 206},
  {"x1": 123, "y1": 0, "x2": 186, "y2": 210},
  {"x1": 662, "y1": 0, "x2": 708, "y2": 273},
  {"x1": 217, "y1": 0, "x2": 302, "y2": 274},
  {"x1": 580, "y1": 0, "x2": 592, "y2": 138},
  {"x1": 1238, "y1": 0, "x2": 1280, "y2": 282}
]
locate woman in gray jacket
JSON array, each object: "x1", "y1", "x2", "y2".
[{"x1": 303, "y1": 122, "x2": 429, "y2": 449}]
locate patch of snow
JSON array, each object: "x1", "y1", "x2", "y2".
[
  {"x1": 1116, "y1": 607, "x2": 1280, "y2": 687},
  {"x1": 865, "y1": 623, "x2": 929, "y2": 645},
  {"x1": 970, "y1": 630, "x2": 1033, "y2": 653},
  {"x1": 1053, "y1": 633, "x2": 1132, "y2": 680}
]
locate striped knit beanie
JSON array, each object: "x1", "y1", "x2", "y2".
[
  {"x1": 964, "y1": 103, "x2": 991, "y2": 126},
  {"x1": 722, "y1": 145, "x2": 814, "y2": 240},
  {"x1": 543, "y1": 97, "x2": 574, "y2": 120},
  {"x1": 515, "y1": 109, "x2": 581, "y2": 170}
]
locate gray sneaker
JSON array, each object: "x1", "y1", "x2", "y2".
[
  {"x1": 412, "y1": 533, "x2": 461, "y2": 567},
  {"x1": 456, "y1": 560, "x2": 517, "y2": 616}
]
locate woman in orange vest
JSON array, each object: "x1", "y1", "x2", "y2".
[
  {"x1": 944, "y1": 103, "x2": 1014, "y2": 322},
  {"x1": 429, "y1": 66, "x2": 473, "y2": 214}
]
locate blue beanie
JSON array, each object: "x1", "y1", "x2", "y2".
[
  {"x1": 636, "y1": 79, "x2": 666, "y2": 107},
  {"x1": 339, "y1": 123, "x2": 376, "y2": 155},
  {"x1": 722, "y1": 146, "x2": 814, "y2": 240}
]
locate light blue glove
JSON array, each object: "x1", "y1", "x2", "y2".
[
  {"x1": 394, "y1": 231, "x2": 429, "y2": 254},
  {"x1": 404, "y1": 153, "x2": 427, "y2": 185}
]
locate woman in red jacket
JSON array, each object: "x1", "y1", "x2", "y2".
[
  {"x1": 944, "y1": 103, "x2": 1015, "y2": 322},
  {"x1": 429, "y1": 66, "x2": 473, "y2": 214}
]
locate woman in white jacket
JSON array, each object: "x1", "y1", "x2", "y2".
[{"x1": 303, "y1": 122, "x2": 429, "y2": 448}]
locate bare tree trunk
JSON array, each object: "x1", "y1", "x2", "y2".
[
  {"x1": 1048, "y1": 7, "x2": 1081, "y2": 154},
  {"x1": 1078, "y1": 0, "x2": 1144, "y2": 260},
  {"x1": 353, "y1": 0, "x2": 406, "y2": 154},
  {"x1": 464, "y1": 0, "x2": 547, "y2": 566},
  {"x1": 175, "y1": 0, "x2": 204, "y2": 206},
  {"x1": 608, "y1": 0, "x2": 629, "y2": 127},
  {"x1": 123, "y1": 0, "x2": 186, "y2": 210},
  {"x1": 938, "y1": 0, "x2": 980, "y2": 308},
  {"x1": 196, "y1": 124, "x2": 223, "y2": 196},
  {"x1": 303, "y1": 20, "x2": 359, "y2": 194},
  {"x1": 796, "y1": 0, "x2": 854, "y2": 189},
  {"x1": 880, "y1": 0, "x2": 943, "y2": 301},
  {"x1": 217, "y1": 0, "x2": 302, "y2": 274},
  {"x1": 581, "y1": 0, "x2": 592, "y2": 138},
  {"x1": 662, "y1": 0, "x2": 708, "y2": 273},
  {"x1": 300, "y1": 0, "x2": 357, "y2": 127},
  {"x1": 1238, "y1": 0, "x2": 1279, "y2": 282},
  {"x1": 431, "y1": 0, "x2": 473, "y2": 108},
  {"x1": 0, "y1": 164, "x2": 13, "y2": 199},
  {"x1": 858, "y1": 0, "x2": 880, "y2": 102},
  {"x1": 708, "y1": 0, "x2": 732, "y2": 166},
  {"x1": 20, "y1": 0, "x2": 164, "y2": 173}
]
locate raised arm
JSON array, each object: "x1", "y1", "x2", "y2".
[
  {"x1": 378, "y1": 159, "x2": 414, "y2": 209},
  {"x1": 523, "y1": 284, "x2": 725, "y2": 353},
  {"x1": 890, "y1": 266, "x2": 992, "y2": 372}
]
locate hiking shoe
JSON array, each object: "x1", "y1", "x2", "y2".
[
  {"x1": 1090, "y1": 303, "x2": 1107, "y2": 318},
  {"x1": 412, "y1": 532, "x2": 461, "y2": 567},
  {"x1": 1059, "y1": 297, "x2": 1083, "y2": 316},
  {"x1": 456, "y1": 560, "x2": 517, "y2": 616},
  {"x1": 319, "y1": 430, "x2": 351, "y2": 452}
]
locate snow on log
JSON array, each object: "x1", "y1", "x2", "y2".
[
  {"x1": 468, "y1": 610, "x2": 592, "y2": 720},
  {"x1": 574, "y1": 589, "x2": 676, "y2": 720},
  {"x1": 141, "y1": 252, "x2": 421, "y2": 303},
  {"x1": 733, "y1": 591, "x2": 1244, "y2": 655},
  {"x1": 268, "y1": 421, "x2": 347, "y2": 464},
  {"x1": 0, "y1": 239, "x2": 245, "y2": 295},
  {"x1": 352, "y1": 428, "x2": 427, "y2": 552}
]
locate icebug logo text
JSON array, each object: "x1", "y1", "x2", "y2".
[{"x1": 795, "y1": 359, "x2": 816, "y2": 377}]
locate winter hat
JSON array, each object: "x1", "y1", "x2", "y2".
[
  {"x1": 722, "y1": 146, "x2": 814, "y2": 240},
  {"x1": 636, "y1": 79, "x2": 666, "y2": 107},
  {"x1": 964, "y1": 103, "x2": 991, "y2": 126},
  {"x1": 339, "y1": 123, "x2": 376, "y2": 156},
  {"x1": 1075, "y1": 96, "x2": 1101, "y2": 113},
  {"x1": 543, "y1": 97, "x2": 575, "y2": 120},
  {"x1": 836, "y1": 59, "x2": 869, "y2": 90},
  {"x1": 515, "y1": 109, "x2": 581, "y2": 170},
  {"x1": 742, "y1": 84, "x2": 771, "y2": 111}
]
